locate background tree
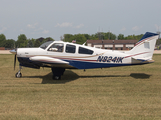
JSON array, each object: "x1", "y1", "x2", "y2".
[
  {"x1": 64, "y1": 34, "x2": 74, "y2": 42},
  {"x1": 34, "y1": 39, "x2": 41, "y2": 47},
  {"x1": 124, "y1": 34, "x2": 144, "y2": 41},
  {"x1": 96, "y1": 32, "x2": 116, "y2": 40},
  {"x1": 118, "y1": 34, "x2": 124, "y2": 40},
  {"x1": 73, "y1": 34, "x2": 87, "y2": 44},
  {"x1": 27, "y1": 38, "x2": 35, "y2": 47},
  {"x1": 64, "y1": 34, "x2": 87, "y2": 44},
  {"x1": 0, "y1": 34, "x2": 6, "y2": 47},
  {"x1": 156, "y1": 38, "x2": 161, "y2": 45},
  {"x1": 42, "y1": 37, "x2": 55, "y2": 45},
  {"x1": 106, "y1": 32, "x2": 116, "y2": 40},
  {"x1": 83, "y1": 34, "x2": 91, "y2": 40},
  {"x1": 16, "y1": 34, "x2": 27, "y2": 47},
  {"x1": 90, "y1": 33, "x2": 99, "y2": 40},
  {"x1": 34, "y1": 37, "x2": 54, "y2": 47},
  {"x1": 3, "y1": 39, "x2": 15, "y2": 49}
]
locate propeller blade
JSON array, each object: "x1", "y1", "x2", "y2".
[
  {"x1": 10, "y1": 48, "x2": 17, "y2": 70},
  {"x1": 14, "y1": 54, "x2": 16, "y2": 70}
]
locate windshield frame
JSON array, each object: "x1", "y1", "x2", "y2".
[{"x1": 39, "y1": 41, "x2": 54, "y2": 50}]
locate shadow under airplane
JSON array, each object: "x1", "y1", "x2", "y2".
[
  {"x1": 130, "y1": 73, "x2": 151, "y2": 79},
  {"x1": 23, "y1": 70, "x2": 152, "y2": 84}
]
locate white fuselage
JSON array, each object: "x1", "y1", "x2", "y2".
[{"x1": 16, "y1": 41, "x2": 148, "y2": 69}]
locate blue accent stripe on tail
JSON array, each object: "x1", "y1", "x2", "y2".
[{"x1": 139, "y1": 32, "x2": 158, "y2": 42}]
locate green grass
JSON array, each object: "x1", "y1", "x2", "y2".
[{"x1": 0, "y1": 54, "x2": 161, "y2": 120}]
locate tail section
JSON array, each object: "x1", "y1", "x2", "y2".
[{"x1": 127, "y1": 32, "x2": 159, "y2": 61}]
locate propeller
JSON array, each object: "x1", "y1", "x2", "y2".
[
  {"x1": 14, "y1": 54, "x2": 16, "y2": 70},
  {"x1": 10, "y1": 48, "x2": 17, "y2": 70}
]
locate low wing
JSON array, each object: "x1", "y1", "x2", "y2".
[
  {"x1": 30, "y1": 56, "x2": 69, "y2": 64},
  {"x1": 29, "y1": 56, "x2": 75, "y2": 68}
]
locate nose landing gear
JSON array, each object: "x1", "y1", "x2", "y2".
[
  {"x1": 15, "y1": 66, "x2": 22, "y2": 78},
  {"x1": 15, "y1": 71, "x2": 22, "y2": 78}
]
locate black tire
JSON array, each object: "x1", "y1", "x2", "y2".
[
  {"x1": 15, "y1": 72, "x2": 22, "y2": 78},
  {"x1": 53, "y1": 75, "x2": 61, "y2": 80},
  {"x1": 51, "y1": 67, "x2": 65, "y2": 80}
]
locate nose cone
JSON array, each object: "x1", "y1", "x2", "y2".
[{"x1": 10, "y1": 49, "x2": 17, "y2": 55}]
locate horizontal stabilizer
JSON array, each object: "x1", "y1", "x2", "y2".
[
  {"x1": 132, "y1": 57, "x2": 154, "y2": 64},
  {"x1": 30, "y1": 56, "x2": 69, "y2": 64}
]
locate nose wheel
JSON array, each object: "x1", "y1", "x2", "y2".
[
  {"x1": 15, "y1": 71, "x2": 22, "y2": 78},
  {"x1": 15, "y1": 66, "x2": 22, "y2": 78}
]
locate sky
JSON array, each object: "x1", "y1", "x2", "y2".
[{"x1": 0, "y1": 0, "x2": 161, "y2": 41}]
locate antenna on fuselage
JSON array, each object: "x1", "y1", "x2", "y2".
[{"x1": 82, "y1": 41, "x2": 86, "y2": 46}]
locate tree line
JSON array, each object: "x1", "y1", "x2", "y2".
[
  {"x1": 63, "y1": 32, "x2": 161, "y2": 46},
  {"x1": 0, "y1": 32, "x2": 160, "y2": 49},
  {"x1": 0, "y1": 34, "x2": 54, "y2": 49},
  {"x1": 64, "y1": 32, "x2": 145, "y2": 45}
]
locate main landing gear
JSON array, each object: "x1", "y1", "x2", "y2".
[
  {"x1": 15, "y1": 66, "x2": 22, "y2": 78},
  {"x1": 51, "y1": 67, "x2": 65, "y2": 80},
  {"x1": 15, "y1": 66, "x2": 65, "y2": 80}
]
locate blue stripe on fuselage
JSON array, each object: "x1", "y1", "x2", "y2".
[
  {"x1": 64, "y1": 59, "x2": 131, "y2": 69},
  {"x1": 18, "y1": 57, "x2": 147, "y2": 69}
]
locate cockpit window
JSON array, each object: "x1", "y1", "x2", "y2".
[
  {"x1": 40, "y1": 41, "x2": 53, "y2": 49},
  {"x1": 48, "y1": 43, "x2": 64, "y2": 52}
]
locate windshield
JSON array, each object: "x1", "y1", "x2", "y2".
[{"x1": 39, "y1": 41, "x2": 53, "y2": 49}]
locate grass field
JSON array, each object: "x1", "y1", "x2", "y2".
[{"x1": 0, "y1": 54, "x2": 161, "y2": 120}]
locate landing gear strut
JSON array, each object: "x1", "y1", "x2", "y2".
[
  {"x1": 15, "y1": 66, "x2": 22, "y2": 78},
  {"x1": 51, "y1": 67, "x2": 65, "y2": 80}
]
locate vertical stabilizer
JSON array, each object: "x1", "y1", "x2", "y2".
[{"x1": 127, "y1": 32, "x2": 159, "y2": 60}]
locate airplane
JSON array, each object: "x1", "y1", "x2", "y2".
[{"x1": 10, "y1": 32, "x2": 159, "y2": 80}]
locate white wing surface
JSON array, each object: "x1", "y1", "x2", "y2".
[{"x1": 30, "y1": 56, "x2": 69, "y2": 64}]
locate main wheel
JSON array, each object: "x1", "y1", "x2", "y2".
[
  {"x1": 15, "y1": 72, "x2": 22, "y2": 78},
  {"x1": 53, "y1": 75, "x2": 61, "y2": 80},
  {"x1": 51, "y1": 67, "x2": 65, "y2": 80}
]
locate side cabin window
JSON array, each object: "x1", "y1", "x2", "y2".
[
  {"x1": 78, "y1": 47, "x2": 94, "y2": 55},
  {"x1": 48, "y1": 43, "x2": 64, "y2": 52},
  {"x1": 66, "y1": 44, "x2": 76, "y2": 53}
]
